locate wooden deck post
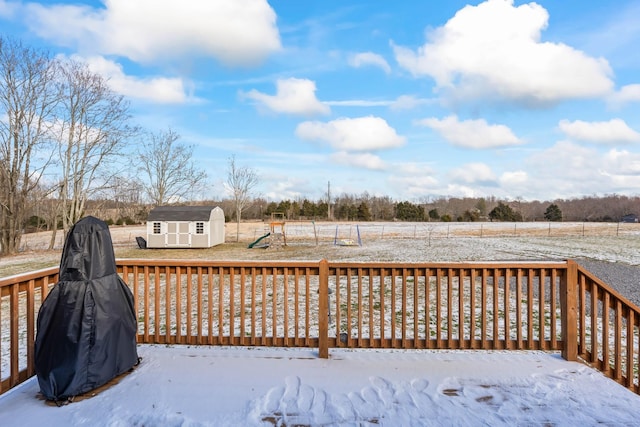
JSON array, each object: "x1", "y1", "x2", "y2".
[
  {"x1": 561, "y1": 260, "x2": 578, "y2": 361},
  {"x1": 318, "y1": 259, "x2": 329, "y2": 358}
]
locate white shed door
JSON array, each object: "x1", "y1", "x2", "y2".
[{"x1": 167, "y1": 222, "x2": 191, "y2": 246}]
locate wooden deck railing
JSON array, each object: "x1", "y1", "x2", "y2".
[
  {"x1": 576, "y1": 266, "x2": 640, "y2": 393},
  {"x1": 0, "y1": 267, "x2": 58, "y2": 394},
  {"x1": 2, "y1": 259, "x2": 639, "y2": 396}
]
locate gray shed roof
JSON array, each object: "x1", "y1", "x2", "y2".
[{"x1": 147, "y1": 206, "x2": 218, "y2": 222}]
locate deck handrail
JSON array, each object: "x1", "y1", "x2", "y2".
[{"x1": 2, "y1": 259, "x2": 639, "y2": 396}]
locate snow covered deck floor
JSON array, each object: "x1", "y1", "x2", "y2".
[{"x1": 2, "y1": 345, "x2": 640, "y2": 426}]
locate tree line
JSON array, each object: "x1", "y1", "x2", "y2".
[
  {"x1": 226, "y1": 194, "x2": 639, "y2": 223},
  {"x1": 65, "y1": 192, "x2": 639, "y2": 228}
]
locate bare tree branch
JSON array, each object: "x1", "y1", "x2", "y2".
[
  {"x1": 0, "y1": 37, "x2": 59, "y2": 254},
  {"x1": 138, "y1": 128, "x2": 208, "y2": 206},
  {"x1": 54, "y1": 59, "x2": 138, "y2": 235},
  {"x1": 226, "y1": 155, "x2": 259, "y2": 242}
]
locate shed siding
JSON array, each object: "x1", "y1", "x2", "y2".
[
  {"x1": 191, "y1": 234, "x2": 209, "y2": 247},
  {"x1": 145, "y1": 206, "x2": 225, "y2": 248}
]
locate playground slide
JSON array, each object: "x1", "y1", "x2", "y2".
[{"x1": 248, "y1": 232, "x2": 270, "y2": 249}]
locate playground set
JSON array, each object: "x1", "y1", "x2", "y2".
[
  {"x1": 333, "y1": 224, "x2": 362, "y2": 246},
  {"x1": 248, "y1": 217, "x2": 362, "y2": 249},
  {"x1": 248, "y1": 213, "x2": 287, "y2": 249}
]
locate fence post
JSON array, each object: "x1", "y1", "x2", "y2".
[
  {"x1": 561, "y1": 260, "x2": 578, "y2": 361},
  {"x1": 318, "y1": 259, "x2": 329, "y2": 358}
]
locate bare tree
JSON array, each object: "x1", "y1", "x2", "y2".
[
  {"x1": 138, "y1": 128, "x2": 208, "y2": 206},
  {"x1": 31, "y1": 181, "x2": 64, "y2": 250},
  {"x1": 0, "y1": 38, "x2": 59, "y2": 255},
  {"x1": 89, "y1": 174, "x2": 144, "y2": 222},
  {"x1": 226, "y1": 155, "x2": 259, "y2": 242},
  {"x1": 53, "y1": 59, "x2": 137, "y2": 236},
  {"x1": 110, "y1": 175, "x2": 145, "y2": 222}
]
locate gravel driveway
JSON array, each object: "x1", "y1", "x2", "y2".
[{"x1": 575, "y1": 259, "x2": 640, "y2": 307}]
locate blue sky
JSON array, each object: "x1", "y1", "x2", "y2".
[{"x1": 2, "y1": 0, "x2": 640, "y2": 203}]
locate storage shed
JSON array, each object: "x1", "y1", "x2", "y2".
[{"x1": 146, "y1": 206, "x2": 225, "y2": 248}]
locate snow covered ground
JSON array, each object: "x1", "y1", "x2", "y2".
[{"x1": 1, "y1": 345, "x2": 639, "y2": 426}]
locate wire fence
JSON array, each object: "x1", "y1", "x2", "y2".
[{"x1": 245, "y1": 221, "x2": 640, "y2": 244}]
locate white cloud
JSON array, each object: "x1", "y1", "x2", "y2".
[
  {"x1": 348, "y1": 52, "x2": 391, "y2": 74},
  {"x1": 0, "y1": 0, "x2": 18, "y2": 17},
  {"x1": 320, "y1": 95, "x2": 435, "y2": 110},
  {"x1": 417, "y1": 115, "x2": 523, "y2": 149},
  {"x1": 499, "y1": 171, "x2": 528, "y2": 186},
  {"x1": 387, "y1": 161, "x2": 440, "y2": 197},
  {"x1": 530, "y1": 141, "x2": 596, "y2": 179},
  {"x1": 261, "y1": 175, "x2": 311, "y2": 201},
  {"x1": 23, "y1": 0, "x2": 281, "y2": 66},
  {"x1": 325, "y1": 100, "x2": 391, "y2": 107},
  {"x1": 243, "y1": 78, "x2": 330, "y2": 116},
  {"x1": 79, "y1": 56, "x2": 193, "y2": 104},
  {"x1": 609, "y1": 84, "x2": 640, "y2": 107},
  {"x1": 390, "y1": 95, "x2": 434, "y2": 111},
  {"x1": 449, "y1": 163, "x2": 497, "y2": 186},
  {"x1": 495, "y1": 170, "x2": 531, "y2": 198},
  {"x1": 442, "y1": 184, "x2": 481, "y2": 198},
  {"x1": 558, "y1": 119, "x2": 640, "y2": 144},
  {"x1": 526, "y1": 141, "x2": 640, "y2": 196},
  {"x1": 392, "y1": 0, "x2": 613, "y2": 105},
  {"x1": 393, "y1": 162, "x2": 436, "y2": 176},
  {"x1": 331, "y1": 151, "x2": 387, "y2": 170},
  {"x1": 603, "y1": 149, "x2": 640, "y2": 176},
  {"x1": 388, "y1": 174, "x2": 439, "y2": 198},
  {"x1": 295, "y1": 116, "x2": 406, "y2": 151}
]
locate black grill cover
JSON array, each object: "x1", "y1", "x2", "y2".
[{"x1": 35, "y1": 216, "x2": 138, "y2": 401}]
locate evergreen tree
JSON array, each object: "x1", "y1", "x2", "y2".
[
  {"x1": 301, "y1": 199, "x2": 316, "y2": 218},
  {"x1": 544, "y1": 203, "x2": 563, "y2": 221},
  {"x1": 357, "y1": 201, "x2": 372, "y2": 221},
  {"x1": 488, "y1": 202, "x2": 522, "y2": 222},
  {"x1": 460, "y1": 209, "x2": 480, "y2": 222},
  {"x1": 395, "y1": 201, "x2": 425, "y2": 221}
]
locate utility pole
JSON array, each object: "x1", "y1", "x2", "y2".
[{"x1": 327, "y1": 181, "x2": 332, "y2": 220}]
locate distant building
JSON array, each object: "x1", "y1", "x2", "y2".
[
  {"x1": 621, "y1": 213, "x2": 639, "y2": 223},
  {"x1": 146, "y1": 206, "x2": 225, "y2": 248}
]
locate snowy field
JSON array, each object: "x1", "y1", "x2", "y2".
[
  {"x1": 240, "y1": 220, "x2": 640, "y2": 265},
  {"x1": 7, "y1": 221, "x2": 640, "y2": 268}
]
